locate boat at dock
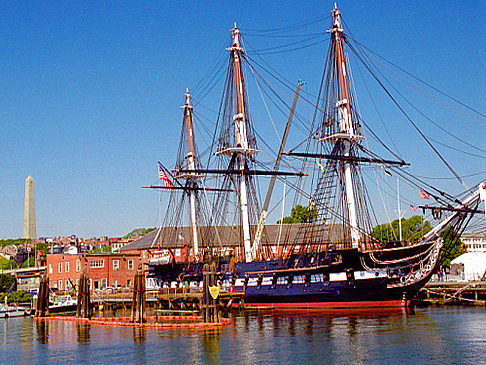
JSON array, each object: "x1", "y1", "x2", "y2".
[
  {"x1": 49, "y1": 295, "x2": 77, "y2": 314},
  {"x1": 0, "y1": 304, "x2": 27, "y2": 318},
  {"x1": 144, "y1": 5, "x2": 485, "y2": 309}
]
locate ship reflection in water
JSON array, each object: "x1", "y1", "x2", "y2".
[{"x1": 0, "y1": 307, "x2": 477, "y2": 364}]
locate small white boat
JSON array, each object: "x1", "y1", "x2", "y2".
[{"x1": 0, "y1": 304, "x2": 26, "y2": 318}]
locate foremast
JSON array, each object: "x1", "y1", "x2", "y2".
[
  {"x1": 181, "y1": 90, "x2": 200, "y2": 255},
  {"x1": 326, "y1": 5, "x2": 362, "y2": 249}
]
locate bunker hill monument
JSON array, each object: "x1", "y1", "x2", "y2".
[{"x1": 23, "y1": 175, "x2": 36, "y2": 239}]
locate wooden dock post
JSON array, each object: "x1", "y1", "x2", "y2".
[
  {"x1": 202, "y1": 263, "x2": 220, "y2": 323},
  {"x1": 35, "y1": 273, "x2": 49, "y2": 317},
  {"x1": 130, "y1": 264, "x2": 146, "y2": 323},
  {"x1": 76, "y1": 271, "x2": 92, "y2": 318}
]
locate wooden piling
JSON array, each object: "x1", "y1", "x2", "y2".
[
  {"x1": 77, "y1": 271, "x2": 92, "y2": 318},
  {"x1": 202, "y1": 263, "x2": 220, "y2": 323},
  {"x1": 130, "y1": 264, "x2": 146, "y2": 323},
  {"x1": 35, "y1": 274, "x2": 49, "y2": 317}
]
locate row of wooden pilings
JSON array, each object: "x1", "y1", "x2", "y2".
[{"x1": 35, "y1": 264, "x2": 221, "y2": 323}]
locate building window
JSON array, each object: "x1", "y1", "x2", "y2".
[
  {"x1": 113, "y1": 260, "x2": 120, "y2": 270},
  {"x1": 65, "y1": 280, "x2": 70, "y2": 290},
  {"x1": 112, "y1": 280, "x2": 118, "y2": 287},
  {"x1": 58, "y1": 280, "x2": 62, "y2": 290},
  {"x1": 58, "y1": 262, "x2": 62, "y2": 273},
  {"x1": 76, "y1": 279, "x2": 80, "y2": 289},
  {"x1": 76, "y1": 260, "x2": 81, "y2": 272},
  {"x1": 90, "y1": 259, "x2": 105, "y2": 268},
  {"x1": 128, "y1": 260, "x2": 134, "y2": 270},
  {"x1": 65, "y1": 262, "x2": 70, "y2": 273},
  {"x1": 101, "y1": 278, "x2": 107, "y2": 289},
  {"x1": 127, "y1": 279, "x2": 131, "y2": 287},
  {"x1": 49, "y1": 264, "x2": 53, "y2": 274}
]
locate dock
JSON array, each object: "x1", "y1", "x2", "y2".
[
  {"x1": 419, "y1": 281, "x2": 486, "y2": 305},
  {"x1": 90, "y1": 288, "x2": 244, "y2": 310}
]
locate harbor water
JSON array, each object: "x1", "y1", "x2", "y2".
[{"x1": 1, "y1": 306, "x2": 485, "y2": 364}]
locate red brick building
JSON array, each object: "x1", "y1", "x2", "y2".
[{"x1": 47, "y1": 252, "x2": 140, "y2": 291}]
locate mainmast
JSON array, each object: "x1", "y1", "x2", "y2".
[
  {"x1": 182, "y1": 89, "x2": 199, "y2": 255},
  {"x1": 215, "y1": 24, "x2": 259, "y2": 262},
  {"x1": 327, "y1": 6, "x2": 362, "y2": 248}
]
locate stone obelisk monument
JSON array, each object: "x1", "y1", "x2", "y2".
[{"x1": 23, "y1": 175, "x2": 36, "y2": 239}]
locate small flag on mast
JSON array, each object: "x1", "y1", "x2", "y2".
[
  {"x1": 410, "y1": 204, "x2": 418, "y2": 212},
  {"x1": 419, "y1": 190, "x2": 430, "y2": 199},
  {"x1": 158, "y1": 162, "x2": 174, "y2": 189},
  {"x1": 316, "y1": 160, "x2": 327, "y2": 172}
]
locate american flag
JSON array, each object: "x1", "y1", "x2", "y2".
[
  {"x1": 419, "y1": 190, "x2": 430, "y2": 199},
  {"x1": 410, "y1": 204, "x2": 418, "y2": 212},
  {"x1": 158, "y1": 162, "x2": 174, "y2": 189}
]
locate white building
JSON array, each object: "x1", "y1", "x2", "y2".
[
  {"x1": 461, "y1": 232, "x2": 486, "y2": 253},
  {"x1": 451, "y1": 253, "x2": 486, "y2": 281}
]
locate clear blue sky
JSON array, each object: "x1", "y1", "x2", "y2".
[{"x1": 1, "y1": 1, "x2": 485, "y2": 239}]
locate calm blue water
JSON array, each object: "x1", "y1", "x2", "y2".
[{"x1": 1, "y1": 307, "x2": 485, "y2": 364}]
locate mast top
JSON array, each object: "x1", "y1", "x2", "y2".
[
  {"x1": 329, "y1": 4, "x2": 343, "y2": 34},
  {"x1": 230, "y1": 23, "x2": 243, "y2": 52},
  {"x1": 183, "y1": 88, "x2": 193, "y2": 109}
]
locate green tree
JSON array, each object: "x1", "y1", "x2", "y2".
[
  {"x1": 372, "y1": 217, "x2": 465, "y2": 269},
  {"x1": 371, "y1": 216, "x2": 432, "y2": 244},
  {"x1": 0, "y1": 257, "x2": 18, "y2": 270},
  {"x1": 277, "y1": 204, "x2": 318, "y2": 224},
  {"x1": 0, "y1": 274, "x2": 17, "y2": 292},
  {"x1": 21, "y1": 257, "x2": 36, "y2": 268},
  {"x1": 36, "y1": 242, "x2": 48, "y2": 266},
  {"x1": 439, "y1": 227, "x2": 466, "y2": 269},
  {"x1": 102, "y1": 245, "x2": 112, "y2": 253},
  {"x1": 0, "y1": 290, "x2": 31, "y2": 304},
  {"x1": 123, "y1": 227, "x2": 157, "y2": 239},
  {"x1": 0, "y1": 238, "x2": 31, "y2": 247}
]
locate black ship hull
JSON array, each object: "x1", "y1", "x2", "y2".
[
  {"x1": 243, "y1": 274, "x2": 432, "y2": 309},
  {"x1": 149, "y1": 240, "x2": 441, "y2": 309},
  {"x1": 241, "y1": 242, "x2": 440, "y2": 308}
]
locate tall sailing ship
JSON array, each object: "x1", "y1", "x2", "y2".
[{"x1": 146, "y1": 5, "x2": 485, "y2": 308}]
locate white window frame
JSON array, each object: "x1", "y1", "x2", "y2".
[
  {"x1": 113, "y1": 259, "x2": 120, "y2": 270},
  {"x1": 58, "y1": 262, "x2": 62, "y2": 273},
  {"x1": 65, "y1": 262, "x2": 70, "y2": 273},
  {"x1": 76, "y1": 260, "x2": 81, "y2": 272},
  {"x1": 49, "y1": 264, "x2": 53, "y2": 274},
  {"x1": 128, "y1": 259, "x2": 134, "y2": 270},
  {"x1": 90, "y1": 259, "x2": 105, "y2": 268}
]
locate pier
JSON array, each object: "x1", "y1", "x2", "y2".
[
  {"x1": 89, "y1": 288, "x2": 243, "y2": 312},
  {"x1": 419, "y1": 281, "x2": 486, "y2": 305}
]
